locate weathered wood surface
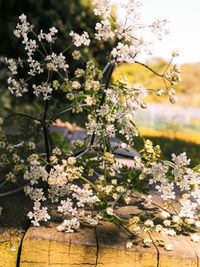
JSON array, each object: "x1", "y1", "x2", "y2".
[{"x1": 1, "y1": 190, "x2": 200, "y2": 267}]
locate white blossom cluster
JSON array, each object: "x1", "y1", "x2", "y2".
[
  {"x1": 5, "y1": 14, "x2": 69, "y2": 100},
  {"x1": 38, "y1": 27, "x2": 58, "y2": 43},
  {"x1": 86, "y1": 77, "x2": 147, "y2": 143},
  {"x1": 147, "y1": 152, "x2": 200, "y2": 223},
  {"x1": 23, "y1": 155, "x2": 100, "y2": 231},
  {"x1": 7, "y1": 77, "x2": 28, "y2": 97},
  {"x1": 3, "y1": 0, "x2": 198, "y2": 251},
  {"x1": 93, "y1": 0, "x2": 112, "y2": 19},
  {"x1": 92, "y1": 0, "x2": 169, "y2": 64},
  {"x1": 27, "y1": 202, "x2": 50, "y2": 227},
  {"x1": 45, "y1": 53, "x2": 69, "y2": 72},
  {"x1": 32, "y1": 82, "x2": 53, "y2": 100},
  {"x1": 56, "y1": 185, "x2": 100, "y2": 232},
  {"x1": 69, "y1": 31, "x2": 90, "y2": 47}
]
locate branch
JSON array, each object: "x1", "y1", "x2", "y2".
[
  {"x1": 5, "y1": 112, "x2": 40, "y2": 122},
  {"x1": 90, "y1": 62, "x2": 116, "y2": 147},
  {"x1": 0, "y1": 184, "x2": 27, "y2": 197},
  {"x1": 134, "y1": 61, "x2": 164, "y2": 78},
  {"x1": 50, "y1": 104, "x2": 88, "y2": 122}
]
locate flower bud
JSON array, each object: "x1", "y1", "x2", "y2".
[{"x1": 172, "y1": 49, "x2": 179, "y2": 57}]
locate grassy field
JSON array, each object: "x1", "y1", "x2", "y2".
[{"x1": 132, "y1": 128, "x2": 200, "y2": 168}]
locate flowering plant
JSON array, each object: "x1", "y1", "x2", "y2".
[{"x1": 1, "y1": 0, "x2": 200, "y2": 250}]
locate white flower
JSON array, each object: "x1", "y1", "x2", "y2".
[
  {"x1": 126, "y1": 242, "x2": 133, "y2": 249},
  {"x1": 172, "y1": 216, "x2": 182, "y2": 224},
  {"x1": 144, "y1": 219, "x2": 154, "y2": 228},
  {"x1": 143, "y1": 238, "x2": 152, "y2": 246},
  {"x1": 93, "y1": 0, "x2": 112, "y2": 18},
  {"x1": 86, "y1": 120, "x2": 103, "y2": 136},
  {"x1": 165, "y1": 244, "x2": 173, "y2": 251},
  {"x1": 23, "y1": 39, "x2": 37, "y2": 56},
  {"x1": 163, "y1": 220, "x2": 171, "y2": 227},
  {"x1": 106, "y1": 207, "x2": 114, "y2": 215},
  {"x1": 72, "y1": 81, "x2": 81, "y2": 90},
  {"x1": 85, "y1": 96, "x2": 96, "y2": 106},
  {"x1": 69, "y1": 31, "x2": 90, "y2": 47},
  {"x1": 111, "y1": 42, "x2": 136, "y2": 64},
  {"x1": 172, "y1": 49, "x2": 179, "y2": 57},
  {"x1": 57, "y1": 199, "x2": 76, "y2": 216},
  {"x1": 156, "y1": 89, "x2": 164, "y2": 96},
  {"x1": 155, "y1": 182, "x2": 175, "y2": 201},
  {"x1": 172, "y1": 152, "x2": 190, "y2": 166},
  {"x1": 32, "y1": 82, "x2": 53, "y2": 100},
  {"x1": 5, "y1": 58, "x2": 18, "y2": 75},
  {"x1": 190, "y1": 233, "x2": 200, "y2": 242},
  {"x1": 28, "y1": 57, "x2": 43, "y2": 76},
  {"x1": 179, "y1": 199, "x2": 197, "y2": 219},
  {"x1": 57, "y1": 218, "x2": 80, "y2": 233},
  {"x1": 150, "y1": 17, "x2": 169, "y2": 40},
  {"x1": 161, "y1": 211, "x2": 170, "y2": 218},
  {"x1": 27, "y1": 202, "x2": 50, "y2": 226},
  {"x1": 45, "y1": 53, "x2": 69, "y2": 72},
  {"x1": 43, "y1": 27, "x2": 58, "y2": 43},
  {"x1": 68, "y1": 157, "x2": 76, "y2": 165},
  {"x1": 10, "y1": 247, "x2": 17, "y2": 252},
  {"x1": 169, "y1": 95, "x2": 178, "y2": 103},
  {"x1": 7, "y1": 77, "x2": 28, "y2": 97},
  {"x1": 95, "y1": 19, "x2": 114, "y2": 41},
  {"x1": 105, "y1": 124, "x2": 116, "y2": 137}
]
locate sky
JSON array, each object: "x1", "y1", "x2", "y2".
[{"x1": 111, "y1": 0, "x2": 200, "y2": 64}]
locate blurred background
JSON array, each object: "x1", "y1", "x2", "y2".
[{"x1": 0, "y1": 0, "x2": 200, "y2": 165}]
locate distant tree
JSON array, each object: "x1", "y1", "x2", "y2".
[
  {"x1": 0, "y1": 0, "x2": 114, "y2": 67},
  {"x1": 0, "y1": 0, "x2": 115, "y2": 112}
]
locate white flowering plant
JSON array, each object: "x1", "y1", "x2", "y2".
[{"x1": 0, "y1": 0, "x2": 200, "y2": 250}]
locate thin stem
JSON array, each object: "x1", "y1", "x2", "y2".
[
  {"x1": 102, "y1": 61, "x2": 112, "y2": 75},
  {"x1": 111, "y1": 193, "x2": 122, "y2": 210},
  {"x1": 5, "y1": 112, "x2": 40, "y2": 122},
  {"x1": 90, "y1": 62, "x2": 116, "y2": 147},
  {"x1": 47, "y1": 127, "x2": 55, "y2": 150},
  {"x1": 32, "y1": 31, "x2": 48, "y2": 56},
  {"x1": 121, "y1": 224, "x2": 143, "y2": 240},
  {"x1": 170, "y1": 203, "x2": 179, "y2": 215},
  {"x1": 0, "y1": 180, "x2": 6, "y2": 189},
  {"x1": 62, "y1": 43, "x2": 73, "y2": 54},
  {"x1": 51, "y1": 104, "x2": 88, "y2": 122},
  {"x1": 42, "y1": 100, "x2": 50, "y2": 163},
  {"x1": 135, "y1": 61, "x2": 164, "y2": 78},
  {"x1": 135, "y1": 60, "x2": 172, "y2": 86},
  {"x1": 74, "y1": 148, "x2": 90, "y2": 159},
  {"x1": 57, "y1": 71, "x2": 67, "y2": 82},
  {"x1": 162, "y1": 76, "x2": 169, "y2": 92},
  {"x1": 163, "y1": 56, "x2": 173, "y2": 74},
  {"x1": 36, "y1": 48, "x2": 46, "y2": 58},
  {"x1": 112, "y1": 213, "x2": 127, "y2": 224}
]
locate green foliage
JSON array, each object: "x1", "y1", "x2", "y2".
[
  {"x1": 0, "y1": 0, "x2": 113, "y2": 66},
  {"x1": 51, "y1": 131, "x2": 70, "y2": 152}
]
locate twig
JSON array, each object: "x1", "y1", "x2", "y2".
[
  {"x1": 90, "y1": 62, "x2": 116, "y2": 147},
  {"x1": 42, "y1": 100, "x2": 50, "y2": 163},
  {"x1": 0, "y1": 181, "x2": 6, "y2": 189},
  {"x1": 5, "y1": 112, "x2": 40, "y2": 122},
  {"x1": 0, "y1": 184, "x2": 27, "y2": 197}
]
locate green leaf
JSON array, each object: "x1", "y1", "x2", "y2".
[{"x1": 33, "y1": 103, "x2": 43, "y2": 113}]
